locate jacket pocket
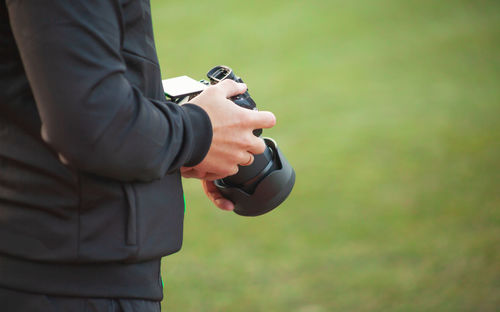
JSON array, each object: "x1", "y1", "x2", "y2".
[{"x1": 123, "y1": 183, "x2": 138, "y2": 246}]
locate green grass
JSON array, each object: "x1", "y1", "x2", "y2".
[{"x1": 151, "y1": 0, "x2": 500, "y2": 310}]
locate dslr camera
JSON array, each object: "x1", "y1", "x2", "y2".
[{"x1": 163, "y1": 65, "x2": 295, "y2": 216}]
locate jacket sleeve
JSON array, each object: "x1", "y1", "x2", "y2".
[{"x1": 6, "y1": 0, "x2": 212, "y2": 182}]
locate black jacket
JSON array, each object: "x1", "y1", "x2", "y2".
[{"x1": 0, "y1": 0, "x2": 212, "y2": 300}]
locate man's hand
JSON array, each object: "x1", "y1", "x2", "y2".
[
  {"x1": 182, "y1": 79, "x2": 276, "y2": 180},
  {"x1": 200, "y1": 180, "x2": 235, "y2": 211}
]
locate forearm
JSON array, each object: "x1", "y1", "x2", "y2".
[{"x1": 8, "y1": 0, "x2": 212, "y2": 181}]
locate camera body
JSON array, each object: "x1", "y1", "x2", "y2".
[{"x1": 163, "y1": 65, "x2": 295, "y2": 216}]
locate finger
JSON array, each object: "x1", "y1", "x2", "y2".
[
  {"x1": 249, "y1": 110, "x2": 276, "y2": 129},
  {"x1": 202, "y1": 180, "x2": 224, "y2": 200},
  {"x1": 217, "y1": 79, "x2": 247, "y2": 98},
  {"x1": 246, "y1": 137, "x2": 267, "y2": 155},
  {"x1": 239, "y1": 153, "x2": 254, "y2": 166},
  {"x1": 181, "y1": 168, "x2": 206, "y2": 179},
  {"x1": 202, "y1": 173, "x2": 225, "y2": 181},
  {"x1": 215, "y1": 198, "x2": 235, "y2": 211},
  {"x1": 202, "y1": 171, "x2": 235, "y2": 181},
  {"x1": 202, "y1": 181, "x2": 234, "y2": 211}
]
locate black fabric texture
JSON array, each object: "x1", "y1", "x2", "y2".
[
  {"x1": 180, "y1": 104, "x2": 213, "y2": 167},
  {"x1": 0, "y1": 254, "x2": 163, "y2": 300},
  {"x1": 0, "y1": 0, "x2": 213, "y2": 300},
  {"x1": 0, "y1": 287, "x2": 162, "y2": 312}
]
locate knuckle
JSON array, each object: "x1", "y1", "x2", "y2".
[
  {"x1": 207, "y1": 85, "x2": 222, "y2": 96},
  {"x1": 238, "y1": 111, "x2": 256, "y2": 127},
  {"x1": 202, "y1": 84, "x2": 222, "y2": 97},
  {"x1": 256, "y1": 141, "x2": 266, "y2": 154},
  {"x1": 219, "y1": 79, "x2": 237, "y2": 88},
  {"x1": 238, "y1": 110, "x2": 252, "y2": 125},
  {"x1": 237, "y1": 150, "x2": 247, "y2": 162},
  {"x1": 251, "y1": 138, "x2": 266, "y2": 154},
  {"x1": 241, "y1": 134, "x2": 254, "y2": 149}
]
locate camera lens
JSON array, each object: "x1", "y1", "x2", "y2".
[
  {"x1": 207, "y1": 65, "x2": 295, "y2": 216},
  {"x1": 214, "y1": 138, "x2": 295, "y2": 217}
]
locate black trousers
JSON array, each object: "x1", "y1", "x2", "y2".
[{"x1": 0, "y1": 287, "x2": 161, "y2": 312}]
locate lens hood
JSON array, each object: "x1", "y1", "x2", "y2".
[{"x1": 214, "y1": 138, "x2": 295, "y2": 216}]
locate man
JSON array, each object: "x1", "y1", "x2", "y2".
[{"x1": 0, "y1": 0, "x2": 275, "y2": 311}]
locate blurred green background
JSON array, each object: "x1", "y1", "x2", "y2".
[{"x1": 151, "y1": 0, "x2": 499, "y2": 311}]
